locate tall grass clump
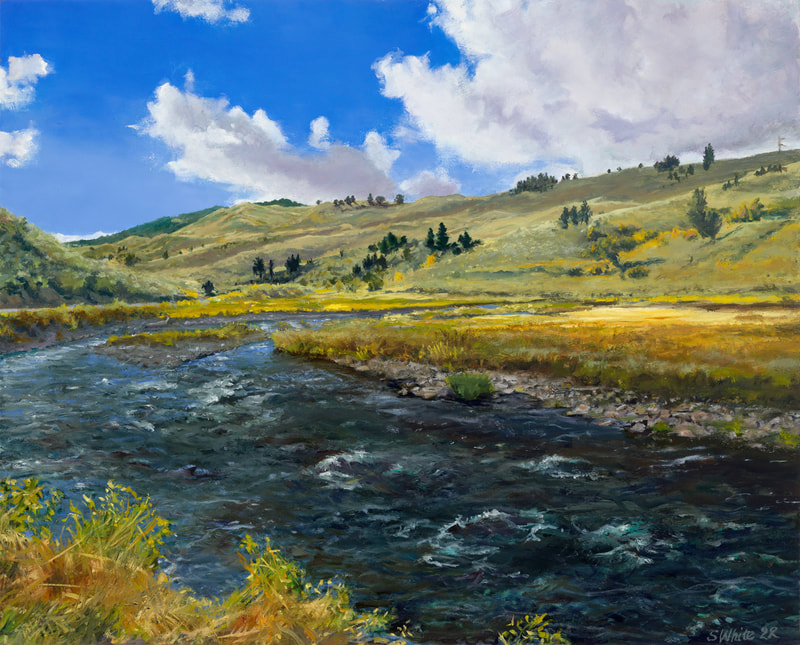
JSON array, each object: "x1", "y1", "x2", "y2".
[
  {"x1": 0, "y1": 478, "x2": 391, "y2": 644},
  {"x1": 446, "y1": 372, "x2": 494, "y2": 401}
]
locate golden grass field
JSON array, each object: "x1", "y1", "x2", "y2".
[{"x1": 272, "y1": 301, "x2": 800, "y2": 410}]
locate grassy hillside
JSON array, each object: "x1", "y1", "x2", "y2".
[
  {"x1": 4, "y1": 149, "x2": 799, "y2": 307},
  {"x1": 0, "y1": 209, "x2": 182, "y2": 307},
  {"x1": 68, "y1": 205, "x2": 224, "y2": 247},
  {"x1": 72, "y1": 149, "x2": 797, "y2": 300}
]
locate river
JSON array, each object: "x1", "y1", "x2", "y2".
[{"x1": 0, "y1": 317, "x2": 797, "y2": 644}]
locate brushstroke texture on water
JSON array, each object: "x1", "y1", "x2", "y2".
[{"x1": 0, "y1": 319, "x2": 797, "y2": 644}]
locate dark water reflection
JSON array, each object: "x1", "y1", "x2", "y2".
[{"x1": 0, "y1": 321, "x2": 798, "y2": 644}]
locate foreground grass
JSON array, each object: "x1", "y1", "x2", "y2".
[
  {"x1": 272, "y1": 303, "x2": 800, "y2": 410},
  {"x1": 0, "y1": 478, "x2": 391, "y2": 645}
]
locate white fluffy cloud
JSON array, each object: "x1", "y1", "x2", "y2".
[
  {"x1": 363, "y1": 131, "x2": 401, "y2": 174},
  {"x1": 137, "y1": 82, "x2": 398, "y2": 203},
  {"x1": 152, "y1": 0, "x2": 249, "y2": 24},
  {"x1": 375, "y1": 0, "x2": 800, "y2": 174},
  {"x1": 0, "y1": 55, "x2": 50, "y2": 168},
  {"x1": 400, "y1": 168, "x2": 459, "y2": 198},
  {"x1": 0, "y1": 128, "x2": 39, "y2": 168},
  {"x1": 0, "y1": 54, "x2": 50, "y2": 109},
  {"x1": 308, "y1": 116, "x2": 331, "y2": 150}
]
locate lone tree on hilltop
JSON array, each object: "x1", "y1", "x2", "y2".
[
  {"x1": 395, "y1": 193, "x2": 404, "y2": 205},
  {"x1": 702, "y1": 143, "x2": 715, "y2": 171},
  {"x1": 252, "y1": 256, "x2": 266, "y2": 282},
  {"x1": 687, "y1": 188, "x2": 722, "y2": 239},
  {"x1": 654, "y1": 155, "x2": 680, "y2": 172},
  {"x1": 435, "y1": 222, "x2": 450, "y2": 251}
]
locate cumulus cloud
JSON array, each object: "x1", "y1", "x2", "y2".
[
  {"x1": 0, "y1": 54, "x2": 51, "y2": 109},
  {"x1": 308, "y1": 116, "x2": 331, "y2": 150},
  {"x1": 0, "y1": 128, "x2": 39, "y2": 168},
  {"x1": 153, "y1": 0, "x2": 249, "y2": 24},
  {"x1": 400, "y1": 167, "x2": 460, "y2": 198},
  {"x1": 375, "y1": 0, "x2": 800, "y2": 174},
  {"x1": 363, "y1": 131, "x2": 401, "y2": 174},
  {"x1": 137, "y1": 82, "x2": 398, "y2": 203}
]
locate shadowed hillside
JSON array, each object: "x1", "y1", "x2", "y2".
[{"x1": 0, "y1": 210, "x2": 182, "y2": 307}]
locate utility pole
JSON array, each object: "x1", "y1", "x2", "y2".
[{"x1": 777, "y1": 136, "x2": 785, "y2": 152}]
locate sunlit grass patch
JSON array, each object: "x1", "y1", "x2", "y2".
[
  {"x1": 106, "y1": 322, "x2": 262, "y2": 347},
  {"x1": 273, "y1": 304, "x2": 800, "y2": 409}
]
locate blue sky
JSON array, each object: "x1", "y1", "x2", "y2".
[{"x1": 1, "y1": 0, "x2": 798, "y2": 237}]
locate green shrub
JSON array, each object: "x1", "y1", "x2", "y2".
[
  {"x1": 498, "y1": 613, "x2": 570, "y2": 644},
  {"x1": 627, "y1": 266, "x2": 650, "y2": 279},
  {"x1": 446, "y1": 372, "x2": 494, "y2": 401}
]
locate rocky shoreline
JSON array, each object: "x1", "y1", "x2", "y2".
[{"x1": 328, "y1": 355, "x2": 800, "y2": 450}]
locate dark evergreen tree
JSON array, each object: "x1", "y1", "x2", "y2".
[
  {"x1": 702, "y1": 143, "x2": 715, "y2": 171},
  {"x1": 578, "y1": 200, "x2": 592, "y2": 224},
  {"x1": 559, "y1": 207, "x2": 570, "y2": 229},
  {"x1": 395, "y1": 193, "x2": 404, "y2": 205},
  {"x1": 435, "y1": 222, "x2": 450, "y2": 251},
  {"x1": 285, "y1": 254, "x2": 302, "y2": 273},
  {"x1": 268, "y1": 259, "x2": 274, "y2": 282},
  {"x1": 457, "y1": 230, "x2": 480, "y2": 250},
  {"x1": 654, "y1": 155, "x2": 680, "y2": 172},
  {"x1": 252, "y1": 256, "x2": 266, "y2": 281},
  {"x1": 425, "y1": 227, "x2": 436, "y2": 251},
  {"x1": 201, "y1": 280, "x2": 215, "y2": 297},
  {"x1": 570, "y1": 206, "x2": 579, "y2": 226},
  {"x1": 687, "y1": 188, "x2": 722, "y2": 239}
]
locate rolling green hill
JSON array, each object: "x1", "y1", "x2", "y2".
[
  {"x1": 75, "y1": 149, "x2": 800, "y2": 300},
  {"x1": 67, "y1": 206, "x2": 224, "y2": 247},
  {"x1": 0, "y1": 209, "x2": 182, "y2": 307},
  {"x1": 3, "y1": 150, "x2": 798, "y2": 308}
]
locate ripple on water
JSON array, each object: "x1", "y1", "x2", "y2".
[{"x1": 518, "y1": 453, "x2": 605, "y2": 480}]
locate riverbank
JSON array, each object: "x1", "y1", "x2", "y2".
[
  {"x1": 0, "y1": 287, "x2": 485, "y2": 355},
  {"x1": 272, "y1": 302, "x2": 800, "y2": 450},
  {"x1": 327, "y1": 354, "x2": 800, "y2": 450}
]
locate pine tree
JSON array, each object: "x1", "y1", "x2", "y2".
[
  {"x1": 435, "y1": 222, "x2": 449, "y2": 251},
  {"x1": 425, "y1": 227, "x2": 436, "y2": 251},
  {"x1": 687, "y1": 188, "x2": 722, "y2": 239},
  {"x1": 252, "y1": 257, "x2": 266, "y2": 281},
  {"x1": 559, "y1": 207, "x2": 570, "y2": 229},
  {"x1": 702, "y1": 143, "x2": 715, "y2": 171},
  {"x1": 578, "y1": 200, "x2": 592, "y2": 224}
]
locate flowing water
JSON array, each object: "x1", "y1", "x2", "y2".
[{"x1": 0, "y1": 317, "x2": 798, "y2": 644}]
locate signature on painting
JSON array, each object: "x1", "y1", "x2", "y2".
[{"x1": 704, "y1": 624, "x2": 781, "y2": 642}]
